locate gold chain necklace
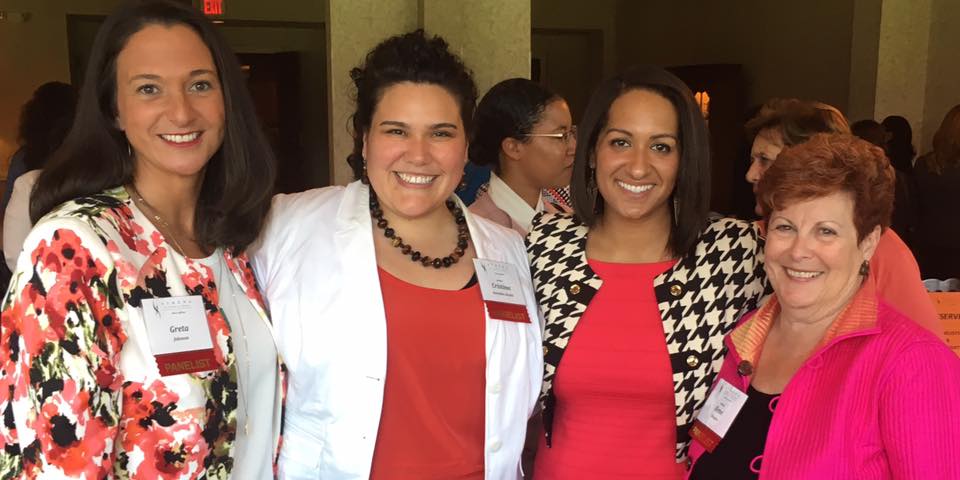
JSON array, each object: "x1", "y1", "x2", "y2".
[{"x1": 127, "y1": 184, "x2": 195, "y2": 256}]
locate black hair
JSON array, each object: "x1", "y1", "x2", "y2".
[
  {"x1": 30, "y1": 0, "x2": 276, "y2": 254},
  {"x1": 850, "y1": 119, "x2": 887, "y2": 149},
  {"x1": 469, "y1": 78, "x2": 560, "y2": 172},
  {"x1": 880, "y1": 115, "x2": 915, "y2": 172},
  {"x1": 570, "y1": 65, "x2": 711, "y2": 256},
  {"x1": 347, "y1": 29, "x2": 477, "y2": 180},
  {"x1": 17, "y1": 82, "x2": 78, "y2": 171}
]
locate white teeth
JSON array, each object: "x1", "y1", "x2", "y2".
[
  {"x1": 616, "y1": 181, "x2": 654, "y2": 193},
  {"x1": 786, "y1": 268, "x2": 822, "y2": 279},
  {"x1": 160, "y1": 132, "x2": 200, "y2": 143},
  {"x1": 396, "y1": 172, "x2": 436, "y2": 185}
]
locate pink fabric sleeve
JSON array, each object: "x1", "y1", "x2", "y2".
[
  {"x1": 871, "y1": 229, "x2": 943, "y2": 338},
  {"x1": 879, "y1": 339, "x2": 960, "y2": 478}
]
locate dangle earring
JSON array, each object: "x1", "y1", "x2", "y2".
[
  {"x1": 587, "y1": 160, "x2": 601, "y2": 214},
  {"x1": 360, "y1": 160, "x2": 370, "y2": 185},
  {"x1": 859, "y1": 260, "x2": 870, "y2": 276},
  {"x1": 673, "y1": 196, "x2": 680, "y2": 226},
  {"x1": 456, "y1": 168, "x2": 468, "y2": 193}
]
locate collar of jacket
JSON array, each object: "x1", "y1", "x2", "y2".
[{"x1": 728, "y1": 279, "x2": 880, "y2": 373}]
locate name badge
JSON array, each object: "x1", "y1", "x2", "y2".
[
  {"x1": 142, "y1": 296, "x2": 218, "y2": 376},
  {"x1": 473, "y1": 258, "x2": 530, "y2": 323},
  {"x1": 690, "y1": 379, "x2": 749, "y2": 453}
]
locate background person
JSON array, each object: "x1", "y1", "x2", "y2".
[
  {"x1": 688, "y1": 133, "x2": 960, "y2": 479},
  {"x1": 0, "y1": 1, "x2": 281, "y2": 478},
  {"x1": 3, "y1": 82, "x2": 78, "y2": 272},
  {"x1": 851, "y1": 118, "x2": 918, "y2": 246},
  {"x1": 468, "y1": 78, "x2": 575, "y2": 235},
  {"x1": 913, "y1": 104, "x2": 960, "y2": 280}
]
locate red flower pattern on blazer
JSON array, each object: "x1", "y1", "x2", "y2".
[{"x1": 0, "y1": 187, "x2": 285, "y2": 479}]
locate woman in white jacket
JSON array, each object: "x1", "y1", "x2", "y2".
[{"x1": 252, "y1": 30, "x2": 543, "y2": 479}]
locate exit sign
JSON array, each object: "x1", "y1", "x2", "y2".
[{"x1": 203, "y1": 0, "x2": 223, "y2": 15}]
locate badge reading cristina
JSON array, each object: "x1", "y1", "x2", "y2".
[{"x1": 473, "y1": 258, "x2": 531, "y2": 323}]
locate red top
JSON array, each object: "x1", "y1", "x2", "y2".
[
  {"x1": 369, "y1": 268, "x2": 486, "y2": 480},
  {"x1": 534, "y1": 259, "x2": 684, "y2": 479}
]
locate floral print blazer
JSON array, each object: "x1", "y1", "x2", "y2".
[{"x1": 0, "y1": 187, "x2": 283, "y2": 479}]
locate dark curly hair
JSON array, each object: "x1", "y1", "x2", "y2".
[
  {"x1": 17, "y1": 82, "x2": 78, "y2": 171},
  {"x1": 469, "y1": 78, "x2": 559, "y2": 172},
  {"x1": 756, "y1": 133, "x2": 894, "y2": 242},
  {"x1": 30, "y1": 0, "x2": 276, "y2": 254},
  {"x1": 347, "y1": 29, "x2": 477, "y2": 180}
]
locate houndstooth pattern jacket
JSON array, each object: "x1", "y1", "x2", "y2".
[{"x1": 526, "y1": 212, "x2": 769, "y2": 462}]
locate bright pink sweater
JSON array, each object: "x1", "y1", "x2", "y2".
[{"x1": 687, "y1": 286, "x2": 960, "y2": 479}]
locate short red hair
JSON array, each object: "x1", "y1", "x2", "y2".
[{"x1": 756, "y1": 133, "x2": 894, "y2": 242}]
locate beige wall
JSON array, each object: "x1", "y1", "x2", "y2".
[
  {"x1": 920, "y1": 0, "x2": 960, "y2": 153},
  {"x1": 422, "y1": 0, "x2": 530, "y2": 97},
  {"x1": 874, "y1": 0, "x2": 932, "y2": 150},
  {"x1": 326, "y1": 0, "x2": 418, "y2": 185},
  {"x1": 848, "y1": 0, "x2": 883, "y2": 122}
]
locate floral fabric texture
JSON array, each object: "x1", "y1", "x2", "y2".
[{"x1": 0, "y1": 187, "x2": 283, "y2": 479}]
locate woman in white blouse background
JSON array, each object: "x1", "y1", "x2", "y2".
[{"x1": 468, "y1": 78, "x2": 576, "y2": 235}]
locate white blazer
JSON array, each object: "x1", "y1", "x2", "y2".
[{"x1": 251, "y1": 180, "x2": 544, "y2": 480}]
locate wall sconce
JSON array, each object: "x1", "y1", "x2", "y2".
[
  {"x1": 0, "y1": 11, "x2": 31, "y2": 23},
  {"x1": 694, "y1": 91, "x2": 710, "y2": 121}
]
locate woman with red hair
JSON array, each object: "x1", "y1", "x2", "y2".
[{"x1": 687, "y1": 134, "x2": 960, "y2": 479}]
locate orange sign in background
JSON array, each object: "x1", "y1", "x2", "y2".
[{"x1": 930, "y1": 292, "x2": 960, "y2": 356}]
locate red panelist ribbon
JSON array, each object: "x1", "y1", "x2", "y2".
[
  {"x1": 690, "y1": 420, "x2": 723, "y2": 453},
  {"x1": 155, "y1": 348, "x2": 219, "y2": 376},
  {"x1": 485, "y1": 300, "x2": 531, "y2": 323}
]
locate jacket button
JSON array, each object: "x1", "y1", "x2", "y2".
[
  {"x1": 569, "y1": 284, "x2": 581, "y2": 295},
  {"x1": 490, "y1": 440, "x2": 502, "y2": 452},
  {"x1": 737, "y1": 360, "x2": 754, "y2": 376},
  {"x1": 686, "y1": 354, "x2": 700, "y2": 368},
  {"x1": 670, "y1": 284, "x2": 683, "y2": 297}
]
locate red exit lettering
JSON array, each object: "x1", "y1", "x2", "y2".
[{"x1": 203, "y1": 0, "x2": 223, "y2": 15}]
